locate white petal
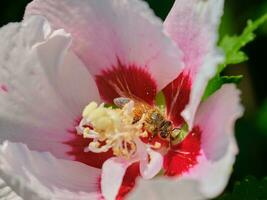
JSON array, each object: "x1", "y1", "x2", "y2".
[
  {"x1": 36, "y1": 32, "x2": 101, "y2": 116},
  {"x1": 55, "y1": 52, "x2": 101, "y2": 115},
  {"x1": 0, "y1": 141, "x2": 101, "y2": 200},
  {"x1": 129, "y1": 179, "x2": 204, "y2": 200},
  {"x1": 101, "y1": 157, "x2": 135, "y2": 200},
  {"x1": 0, "y1": 16, "x2": 99, "y2": 159},
  {"x1": 0, "y1": 178, "x2": 22, "y2": 200},
  {"x1": 164, "y1": 0, "x2": 225, "y2": 128},
  {"x1": 140, "y1": 148, "x2": 163, "y2": 180},
  {"x1": 25, "y1": 0, "x2": 184, "y2": 99}
]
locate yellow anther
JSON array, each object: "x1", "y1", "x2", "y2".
[
  {"x1": 89, "y1": 142, "x2": 100, "y2": 148},
  {"x1": 89, "y1": 107, "x2": 107, "y2": 120},
  {"x1": 82, "y1": 102, "x2": 98, "y2": 118},
  {"x1": 122, "y1": 149, "x2": 129, "y2": 156},
  {"x1": 113, "y1": 147, "x2": 120, "y2": 156},
  {"x1": 108, "y1": 110, "x2": 121, "y2": 127},
  {"x1": 93, "y1": 117, "x2": 113, "y2": 131}
]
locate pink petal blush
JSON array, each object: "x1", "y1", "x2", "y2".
[{"x1": 0, "y1": 84, "x2": 8, "y2": 93}]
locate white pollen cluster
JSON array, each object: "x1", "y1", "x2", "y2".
[{"x1": 76, "y1": 101, "x2": 147, "y2": 158}]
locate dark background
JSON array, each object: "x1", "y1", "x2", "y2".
[{"x1": 1, "y1": 0, "x2": 267, "y2": 198}]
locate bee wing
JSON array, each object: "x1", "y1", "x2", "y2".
[{"x1": 113, "y1": 97, "x2": 131, "y2": 108}]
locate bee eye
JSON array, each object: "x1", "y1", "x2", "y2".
[{"x1": 160, "y1": 131, "x2": 169, "y2": 139}]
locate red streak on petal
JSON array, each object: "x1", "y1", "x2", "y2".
[
  {"x1": 95, "y1": 59, "x2": 157, "y2": 105},
  {"x1": 163, "y1": 127, "x2": 201, "y2": 176},
  {"x1": 116, "y1": 162, "x2": 140, "y2": 200},
  {"x1": 66, "y1": 130, "x2": 113, "y2": 169},
  {"x1": 163, "y1": 71, "x2": 191, "y2": 127}
]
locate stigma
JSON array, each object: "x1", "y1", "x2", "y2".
[{"x1": 76, "y1": 101, "x2": 153, "y2": 159}]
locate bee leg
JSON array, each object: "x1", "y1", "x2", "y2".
[
  {"x1": 113, "y1": 97, "x2": 130, "y2": 108},
  {"x1": 170, "y1": 128, "x2": 183, "y2": 146},
  {"x1": 171, "y1": 128, "x2": 181, "y2": 138}
]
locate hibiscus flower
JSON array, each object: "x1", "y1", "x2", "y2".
[{"x1": 0, "y1": 0, "x2": 243, "y2": 200}]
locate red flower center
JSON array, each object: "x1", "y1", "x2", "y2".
[{"x1": 65, "y1": 64, "x2": 200, "y2": 199}]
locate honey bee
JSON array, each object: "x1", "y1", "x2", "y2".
[{"x1": 114, "y1": 97, "x2": 180, "y2": 141}]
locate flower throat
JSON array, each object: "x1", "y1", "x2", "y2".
[{"x1": 76, "y1": 98, "x2": 186, "y2": 159}]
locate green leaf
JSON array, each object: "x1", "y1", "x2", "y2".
[
  {"x1": 257, "y1": 100, "x2": 267, "y2": 134},
  {"x1": 216, "y1": 176, "x2": 267, "y2": 200},
  {"x1": 221, "y1": 75, "x2": 243, "y2": 84},
  {"x1": 203, "y1": 14, "x2": 267, "y2": 100},
  {"x1": 219, "y1": 14, "x2": 267, "y2": 73},
  {"x1": 202, "y1": 75, "x2": 243, "y2": 100},
  {"x1": 203, "y1": 75, "x2": 224, "y2": 100}
]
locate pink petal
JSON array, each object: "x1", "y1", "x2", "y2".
[
  {"x1": 0, "y1": 141, "x2": 101, "y2": 200},
  {"x1": 195, "y1": 84, "x2": 243, "y2": 161},
  {"x1": 25, "y1": 0, "x2": 183, "y2": 104},
  {"x1": 164, "y1": 0, "x2": 224, "y2": 127},
  {"x1": 178, "y1": 84, "x2": 243, "y2": 197},
  {"x1": 101, "y1": 157, "x2": 135, "y2": 200},
  {"x1": 140, "y1": 148, "x2": 163, "y2": 180},
  {"x1": 183, "y1": 141, "x2": 237, "y2": 198},
  {"x1": 128, "y1": 136, "x2": 238, "y2": 200},
  {"x1": 0, "y1": 17, "x2": 99, "y2": 160},
  {"x1": 129, "y1": 84, "x2": 243, "y2": 199},
  {"x1": 129, "y1": 179, "x2": 204, "y2": 200}
]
